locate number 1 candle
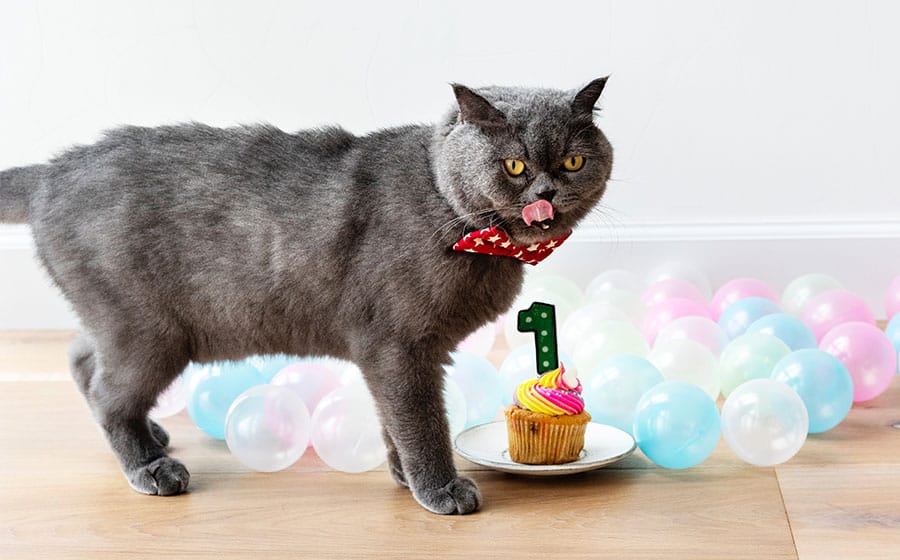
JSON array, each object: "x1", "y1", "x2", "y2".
[{"x1": 517, "y1": 302, "x2": 559, "y2": 375}]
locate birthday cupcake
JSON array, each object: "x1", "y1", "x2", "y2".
[{"x1": 504, "y1": 364, "x2": 591, "y2": 464}]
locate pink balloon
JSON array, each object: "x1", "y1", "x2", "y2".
[
  {"x1": 710, "y1": 278, "x2": 778, "y2": 320},
  {"x1": 820, "y1": 322, "x2": 896, "y2": 402},
  {"x1": 801, "y1": 289, "x2": 876, "y2": 341},
  {"x1": 886, "y1": 275, "x2": 900, "y2": 320},
  {"x1": 641, "y1": 278, "x2": 707, "y2": 308},
  {"x1": 642, "y1": 298, "x2": 712, "y2": 345}
]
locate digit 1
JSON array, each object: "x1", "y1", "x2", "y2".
[{"x1": 517, "y1": 301, "x2": 559, "y2": 375}]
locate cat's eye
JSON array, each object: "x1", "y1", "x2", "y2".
[
  {"x1": 562, "y1": 155, "x2": 585, "y2": 172},
  {"x1": 503, "y1": 159, "x2": 526, "y2": 177}
]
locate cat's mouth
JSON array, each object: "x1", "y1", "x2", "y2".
[{"x1": 491, "y1": 201, "x2": 571, "y2": 246}]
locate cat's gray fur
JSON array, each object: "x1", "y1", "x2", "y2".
[{"x1": 0, "y1": 79, "x2": 612, "y2": 514}]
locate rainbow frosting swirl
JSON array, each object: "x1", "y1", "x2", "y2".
[{"x1": 514, "y1": 364, "x2": 585, "y2": 415}]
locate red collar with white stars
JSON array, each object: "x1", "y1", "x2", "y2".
[{"x1": 452, "y1": 226, "x2": 572, "y2": 266}]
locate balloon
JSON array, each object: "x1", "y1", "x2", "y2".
[
  {"x1": 721, "y1": 379, "x2": 808, "y2": 466},
  {"x1": 587, "y1": 288, "x2": 646, "y2": 324},
  {"x1": 746, "y1": 313, "x2": 817, "y2": 351},
  {"x1": 560, "y1": 303, "x2": 632, "y2": 353},
  {"x1": 310, "y1": 385, "x2": 386, "y2": 473},
  {"x1": 801, "y1": 289, "x2": 876, "y2": 341},
  {"x1": 270, "y1": 361, "x2": 342, "y2": 424},
  {"x1": 522, "y1": 273, "x2": 585, "y2": 309},
  {"x1": 641, "y1": 298, "x2": 711, "y2": 345},
  {"x1": 443, "y1": 376, "x2": 468, "y2": 440},
  {"x1": 498, "y1": 344, "x2": 575, "y2": 405},
  {"x1": 187, "y1": 361, "x2": 266, "y2": 439},
  {"x1": 641, "y1": 278, "x2": 707, "y2": 308},
  {"x1": 781, "y1": 273, "x2": 843, "y2": 316},
  {"x1": 647, "y1": 262, "x2": 712, "y2": 299},
  {"x1": 150, "y1": 372, "x2": 189, "y2": 420},
  {"x1": 771, "y1": 350, "x2": 853, "y2": 433},
  {"x1": 247, "y1": 354, "x2": 303, "y2": 381},
  {"x1": 456, "y1": 321, "x2": 496, "y2": 357},
  {"x1": 444, "y1": 351, "x2": 503, "y2": 427},
  {"x1": 719, "y1": 332, "x2": 792, "y2": 397},
  {"x1": 633, "y1": 380, "x2": 721, "y2": 469},
  {"x1": 886, "y1": 314, "x2": 900, "y2": 373},
  {"x1": 886, "y1": 275, "x2": 900, "y2": 320},
  {"x1": 225, "y1": 385, "x2": 310, "y2": 472},
  {"x1": 820, "y1": 321, "x2": 895, "y2": 402},
  {"x1": 572, "y1": 320, "x2": 649, "y2": 375},
  {"x1": 710, "y1": 278, "x2": 778, "y2": 320},
  {"x1": 505, "y1": 286, "x2": 579, "y2": 348},
  {"x1": 585, "y1": 269, "x2": 644, "y2": 298},
  {"x1": 654, "y1": 316, "x2": 729, "y2": 357},
  {"x1": 649, "y1": 338, "x2": 720, "y2": 399},
  {"x1": 583, "y1": 355, "x2": 664, "y2": 435},
  {"x1": 718, "y1": 297, "x2": 783, "y2": 340}
]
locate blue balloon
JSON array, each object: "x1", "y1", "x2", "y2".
[
  {"x1": 718, "y1": 297, "x2": 782, "y2": 339},
  {"x1": 746, "y1": 313, "x2": 817, "y2": 351},
  {"x1": 584, "y1": 355, "x2": 664, "y2": 435},
  {"x1": 633, "y1": 380, "x2": 721, "y2": 469},
  {"x1": 187, "y1": 361, "x2": 266, "y2": 439},
  {"x1": 445, "y1": 351, "x2": 504, "y2": 428},
  {"x1": 886, "y1": 315, "x2": 900, "y2": 374},
  {"x1": 771, "y1": 349, "x2": 854, "y2": 433}
]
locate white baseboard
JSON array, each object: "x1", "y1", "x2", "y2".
[{"x1": 2, "y1": 219, "x2": 899, "y2": 330}]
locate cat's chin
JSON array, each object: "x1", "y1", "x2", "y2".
[{"x1": 503, "y1": 221, "x2": 572, "y2": 246}]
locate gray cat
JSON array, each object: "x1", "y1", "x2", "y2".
[{"x1": 0, "y1": 79, "x2": 612, "y2": 514}]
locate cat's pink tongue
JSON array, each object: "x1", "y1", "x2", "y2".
[{"x1": 521, "y1": 200, "x2": 555, "y2": 226}]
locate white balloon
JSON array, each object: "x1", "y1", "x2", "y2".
[
  {"x1": 649, "y1": 338, "x2": 720, "y2": 399},
  {"x1": 781, "y1": 273, "x2": 843, "y2": 315},
  {"x1": 572, "y1": 320, "x2": 649, "y2": 375},
  {"x1": 585, "y1": 269, "x2": 644, "y2": 298},
  {"x1": 225, "y1": 385, "x2": 310, "y2": 472},
  {"x1": 150, "y1": 373, "x2": 189, "y2": 419},
  {"x1": 587, "y1": 288, "x2": 646, "y2": 324},
  {"x1": 721, "y1": 379, "x2": 809, "y2": 466},
  {"x1": 655, "y1": 316, "x2": 730, "y2": 357},
  {"x1": 560, "y1": 303, "x2": 632, "y2": 354},
  {"x1": 647, "y1": 261, "x2": 712, "y2": 300},
  {"x1": 311, "y1": 385, "x2": 386, "y2": 473}
]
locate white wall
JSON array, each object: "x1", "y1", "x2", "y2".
[{"x1": 2, "y1": 0, "x2": 899, "y2": 328}]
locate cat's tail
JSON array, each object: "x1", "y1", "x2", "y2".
[{"x1": 0, "y1": 164, "x2": 44, "y2": 224}]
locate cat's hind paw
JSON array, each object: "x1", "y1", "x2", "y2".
[
  {"x1": 413, "y1": 476, "x2": 482, "y2": 515},
  {"x1": 127, "y1": 457, "x2": 190, "y2": 496}
]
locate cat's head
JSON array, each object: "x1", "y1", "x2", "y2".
[{"x1": 433, "y1": 78, "x2": 612, "y2": 246}]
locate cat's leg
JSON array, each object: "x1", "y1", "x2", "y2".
[
  {"x1": 365, "y1": 352, "x2": 481, "y2": 514},
  {"x1": 71, "y1": 333, "x2": 190, "y2": 496},
  {"x1": 382, "y1": 427, "x2": 408, "y2": 488}
]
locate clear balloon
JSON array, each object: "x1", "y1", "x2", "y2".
[
  {"x1": 583, "y1": 355, "x2": 663, "y2": 435},
  {"x1": 187, "y1": 361, "x2": 266, "y2": 439},
  {"x1": 718, "y1": 297, "x2": 783, "y2": 340},
  {"x1": 633, "y1": 380, "x2": 721, "y2": 469},
  {"x1": 719, "y1": 332, "x2": 792, "y2": 397},
  {"x1": 310, "y1": 385, "x2": 386, "y2": 473},
  {"x1": 654, "y1": 316, "x2": 729, "y2": 357},
  {"x1": 746, "y1": 313, "x2": 817, "y2": 351},
  {"x1": 819, "y1": 321, "x2": 895, "y2": 402},
  {"x1": 456, "y1": 321, "x2": 496, "y2": 357},
  {"x1": 710, "y1": 278, "x2": 778, "y2": 321},
  {"x1": 771, "y1": 350, "x2": 853, "y2": 433},
  {"x1": 641, "y1": 297, "x2": 711, "y2": 345},
  {"x1": 498, "y1": 344, "x2": 575, "y2": 405},
  {"x1": 270, "y1": 361, "x2": 342, "y2": 425},
  {"x1": 560, "y1": 303, "x2": 632, "y2": 354},
  {"x1": 781, "y1": 273, "x2": 843, "y2": 316},
  {"x1": 721, "y1": 379, "x2": 808, "y2": 466},
  {"x1": 150, "y1": 372, "x2": 189, "y2": 420},
  {"x1": 647, "y1": 262, "x2": 712, "y2": 300},
  {"x1": 225, "y1": 385, "x2": 310, "y2": 472},
  {"x1": 572, "y1": 320, "x2": 649, "y2": 376},
  {"x1": 887, "y1": 275, "x2": 900, "y2": 320},
  {"x1": 886, "y1": 314, "x2": 900, "y2": 374},
  {"x1": 588, "y1": 288, "x2": 646, "y2": 324},
  {"x1": 522, "y1": 273, "x2": 585, "y2": 309},
  {"x1": 444, "y1": 351, "x2": 504, "y2": 427},
  {"x1": 649, "y1": 338, "x2": 720, "y2": 399},
  {"x1": 641, "y1": 278, "x2": 707, "y2": 308},
  {"x1": 585, "y1": 269, "x2": 645, "y2": 298},
  {"x1": 800, "y1": 289, "x2": 876, "y2": 341},
  {"x1": 443, "y1": 376, "x2": 468, "y2": 440}
]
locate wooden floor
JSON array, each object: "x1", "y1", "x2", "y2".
[{"x1": 1, "y1": 331, "x2": 898, "y2": 559}]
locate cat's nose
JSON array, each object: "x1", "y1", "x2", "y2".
[{"x1": 535, "y1": 186, "x2": 556, "y2": 203}]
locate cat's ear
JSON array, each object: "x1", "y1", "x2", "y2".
[
  {"x1": 572, "y1": 76, "x2": 609, "y2": 117},
  {"x1": 451, "y1": 84, "x2": 507, "y2": 129}
]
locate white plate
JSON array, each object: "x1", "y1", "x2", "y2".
[{"x1": 454, "y1": 421, "x2": 636, "y2": 476}]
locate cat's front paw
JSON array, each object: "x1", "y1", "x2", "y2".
[
  {"x1": 126, "y1": 457, "x2": 190, "y2": 496},
  {"x1": 412, "y1": 476, "x2": 482, "y2": 515}
]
